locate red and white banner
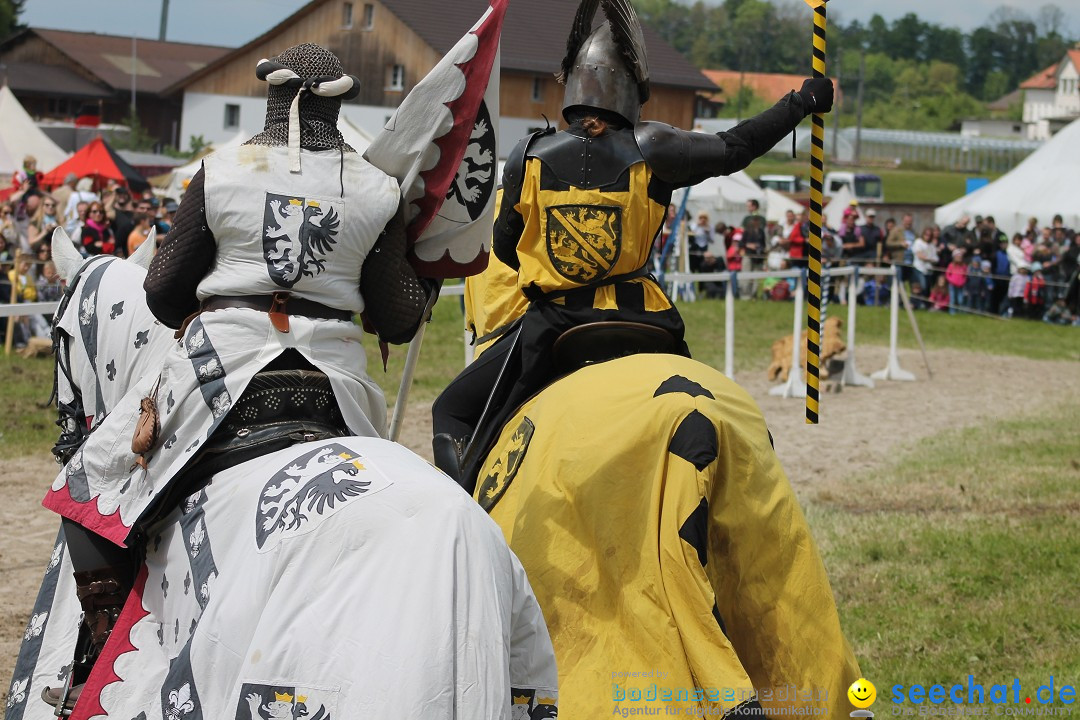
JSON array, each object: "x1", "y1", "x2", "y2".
[{"x1": 364, "y1": 0, "x2": 507, "y2": 278}]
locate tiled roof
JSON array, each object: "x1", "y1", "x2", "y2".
[
  {"x1": 31, "y1": 28, "x2": 229, "y2": 95},
  {"x1": 2, "y1": 60, "x2": 112, "y2": 98},
  {"x1": 1020, "y1": 62, "x2": 1059, "y2": 90},
  {"x1": 382, "y1": 0, "x2": 715, "y2": 90},
  {"x1": 701, "y1": 69, "x2": 827, "y2": 104},
  {"x1": 173, "y1": 0, "x2": 715, "y2": 92}
]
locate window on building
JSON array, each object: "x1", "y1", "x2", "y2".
[
  {"x1": 224, "y1": 103, "x2": 240, "y2": 130},
  {"x1": 386, "y1": 64, "x2": 405, "y2": 91},
  {"x1": 363, "y1": 3, "x2": 375, "y2": 29},
  {"x1": 532, "y1": 76, "x2": 544, "y2": 102},
  {"x1": 47, "y1": 97, "x2": 72, "y2": 116},
  {"x1": 343, "y1": 2, "x2": 353, "y2": 28}
]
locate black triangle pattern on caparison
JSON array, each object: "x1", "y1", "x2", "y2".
[
  {"x1": 654, "y1": 375, "x2": 715, "y2": 400},
  {"x1": 678, "y1": 497, "x2": 709, "y2": 567},
  {"x1": 668, "y1": 410, "x2": 718, "y2": 471}
]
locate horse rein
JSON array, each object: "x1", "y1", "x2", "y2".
[{"x1": 51, "y1": 255, "x2": 114, "y2": 465}]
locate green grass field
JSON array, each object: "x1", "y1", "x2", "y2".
[
  {"x1": 2, "y1": 298, "x2": 1077, "y2": 702},
  {"x1": 811, "y1": 399, "x2": 1080, "y2": 692}
]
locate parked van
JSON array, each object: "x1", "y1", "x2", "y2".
[
  {"x1": 823, "y1": 171, "x2": 884, "y2": 203},
  {"x1": 758, "y1": 174, "x2": 804, "y2": 193}
]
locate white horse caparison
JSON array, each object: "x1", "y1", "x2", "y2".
[{"x1": 5, "y1": 230, "x2": 557, "y2": 720}]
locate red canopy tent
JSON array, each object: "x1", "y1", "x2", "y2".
[{"x1": 40, "y1": 136, "x2": 149, "y2": 192}]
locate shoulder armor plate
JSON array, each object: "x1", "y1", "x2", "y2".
[
  {"x1": 528, "y1": 128, "x2": 643, "y2": 189},
  {"x1": 634, "y1": 121, "x2": 690, "y2": 185}
]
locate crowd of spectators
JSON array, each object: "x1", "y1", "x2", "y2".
[
  {"x1": 663, "y1": 198, "x2": 1079, "y2": 327},
  {"x1": 0, "y1": 155, "x2": 177, "y2": 350}
]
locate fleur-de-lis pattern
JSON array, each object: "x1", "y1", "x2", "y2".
[
  {"x1": 6, "y1": 677, "x2": 28, "y2": 708},
  {"x1": 23, "y1": 612, "x2": 48, "y2": 641},
  {"x1": 165, "y1": 682, "x2": 196, "y2": 720}
]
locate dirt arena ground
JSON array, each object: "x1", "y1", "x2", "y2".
[{"x1": 3, "y1": 345, "x2": 1079, "y2": 697}]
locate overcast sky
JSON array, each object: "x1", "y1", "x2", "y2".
[{"x1": 21, "y1": 0, "x2": 1080, "y2": 48}]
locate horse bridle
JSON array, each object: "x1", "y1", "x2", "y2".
[{"x1": 50, "y1": 255, "x2": 113, "y2": 465}]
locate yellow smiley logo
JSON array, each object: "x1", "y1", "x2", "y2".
[{"x1": 848, "y1": 678, "x2": 877, "y2": 708}]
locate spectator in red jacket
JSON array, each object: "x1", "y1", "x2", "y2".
[{"x1": 76, "y1": 201, "x2": 116, "y2": 256}]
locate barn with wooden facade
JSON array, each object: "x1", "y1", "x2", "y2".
[{"x1": 169, "y1": 0, "x2": 716, "y2": 153}]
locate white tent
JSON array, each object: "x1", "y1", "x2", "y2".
[
  {"x1": 935, "y1": 118, "x2": 1079, "y2": 237},
  {"x1": 683, "y1": 171, "x2": 764, "y2": 227},
  {"x1": 154, "y1": 131, "x2": 246, "y2": 198},
  {"x1": 763, "y1": 188, "x2": 804, "y2": 223},
  {"x1": 339, "y1": 115, "x2": 373, "y2": 153},
  {"x1": 823, "y1": 184, "x2": 857, "y2": 231},
  {"x1": 0, "y1": 85, "x2": 69, "y2": 177}
]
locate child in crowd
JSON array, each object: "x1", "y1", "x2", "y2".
[
  {"x1": 1006, "y1": 263, "x2": 1030, "y2": 318},
  {"x1": 944, "y1": 249, "x2": 967, "y2": 314},
  {"x1": 929, "y1": 275, "x2": 949, "y2": 311},
  {"x1": 965, "y1": 253, "x2": 986, "y2": 312},
  {"x1": 1025, "y1": 263, "x2": 1046, "y2": 319},
  {"x1": 726, "y1": 229, "x2": 743, "y2": 298},
  {"x1": 1042, "y1": 297, "x2": 1074, "y2": 325},
  {"x1": 766, "y1": 235, "x2": 787, "y2": 271},
  {"x1": 861, "y1": 274, "x2": 890, "y2": 306}
]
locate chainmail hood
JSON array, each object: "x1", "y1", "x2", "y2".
[{"x1": 246, "y1": 44, "x2": 356, "y2": 155}]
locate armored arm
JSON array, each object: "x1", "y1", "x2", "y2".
[
  {"x1": 492, "y1": 132, "x2": 547, "y2": 271},
  {"x1": 637, "y1": 91, "x2": 813, "y2": 188},
  {"x1": 144, "y1": 167, "x2": 216, "y2": 329},
  {"x1": 359, "y1": 197, "x2": 435, "y2": 345}
]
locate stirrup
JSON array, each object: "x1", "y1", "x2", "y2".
[
  {"x1": 432, "y1": 433, "x2": 467, "y2": 486},
  {"x1": 41, "y1": 678, "x2": 82, "y2": 716}
]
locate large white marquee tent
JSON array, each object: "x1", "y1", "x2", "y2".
[
  {"x1": 0, "y1": 85, "x2": 69, "y2": 177},
  {"x1": 935, "y1": 118, "x2": 1079, "y2": 237}
]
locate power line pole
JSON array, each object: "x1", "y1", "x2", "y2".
[
  {"x1": 831, "y1": 55, "x2": 841, "y2": 162},
  {"x1": 855, "y1": 48, "x2": 865, "y2": 165},
  {"x1": 159, "y1": 0, "x2": 170, "y2": 41}
]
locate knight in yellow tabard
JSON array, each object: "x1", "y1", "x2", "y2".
[{"x1": 432, "y1": 0, "x2": 834, "y2": 484}]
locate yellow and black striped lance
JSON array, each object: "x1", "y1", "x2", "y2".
[{"x1": 803, "y1": 0, "x2": 828, "y2": 424}]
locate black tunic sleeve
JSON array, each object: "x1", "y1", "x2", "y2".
[
  {"x1": 638, "y1": 92, "x2": 809, "y2": 189},
  {"x1": 491, "y1": 133, "x2": 537, "y2": 271},
  {"x1": 359, "y1": 198, "x2": 432, "y2": 345},
  {"x1": 144, "y1": 167, "x2": 216, "y2": 329}
]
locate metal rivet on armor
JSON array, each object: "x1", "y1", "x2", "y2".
[{"x1": 237, "y1": 428, "x2": 250, "y2": 438}]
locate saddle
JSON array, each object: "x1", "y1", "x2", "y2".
[
  {"x1": 552, "y1": 321, "x2": 676, "y2": 374},
  {"x1": 142, "y1": 360, "x2": 349, "y2": 530}
]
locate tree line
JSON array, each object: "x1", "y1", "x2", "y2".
[{"x1": 634, "y1": 0, "x2": 1078, "y2": 130}]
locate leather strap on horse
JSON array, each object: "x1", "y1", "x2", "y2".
[{"x1": 521, "y1": 266, "x2": 652, "y2": 303}]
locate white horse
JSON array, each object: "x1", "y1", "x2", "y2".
[{"x1": 5, "y1": 232, "x2": 557, "y2": 720}]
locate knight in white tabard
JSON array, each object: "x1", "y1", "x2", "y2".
[{"x1": 42, "y1": 44, "x2": 432, "y2": 711}]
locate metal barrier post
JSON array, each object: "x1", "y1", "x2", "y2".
[
  {"x1": 770, "y1": 271, "x2": 807, "y2": 398},
  {"x1": 841, "y1": 265, "x2": 875, "y2": 388},
  {"x1": 871, "y1": 265, "x2": 915, "y2": 382}
]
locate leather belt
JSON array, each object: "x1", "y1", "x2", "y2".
[{"x1": 201, "y1": 292, "x2": 353, "y2": 333}]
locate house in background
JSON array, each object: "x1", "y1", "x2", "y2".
[
  {"x1": 698, "y1": 69, "x2": 839, "y2": 119},
  {"x1": 168, "y1": 0, "x2": 716, "y2": 155},
  {"x1": 1019, "y1": 47, "x2": 1080, "y2": 140},
  {"x1": 0, "y1": 28, "x2": 229, "y2": 149}
]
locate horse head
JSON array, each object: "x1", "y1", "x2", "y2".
[{"x1": 49, "y1": 227, "x2": 174, "y2": 463}]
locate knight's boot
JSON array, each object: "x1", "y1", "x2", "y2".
[
  {"x1": 41, "y1": 569, "x2": 128, "y2": 715},
  {"x1": 432, "y1": 433, "x2": 468, "y2": 485}
]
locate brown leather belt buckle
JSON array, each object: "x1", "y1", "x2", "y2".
[{"x1": 269, "y1": 292, "x2": 291, "y2": 333}]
